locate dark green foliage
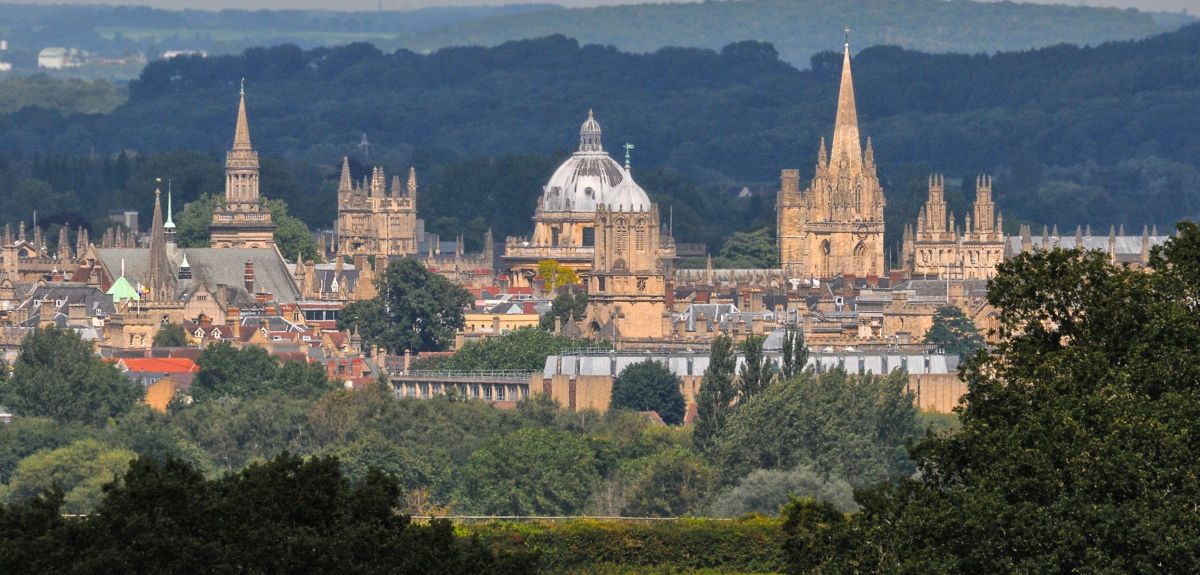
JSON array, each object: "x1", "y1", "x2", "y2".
[
  {"x1": 714, "y1": 369, "x2": 921, "y2": 488},
  {"x1": 0, "y1": 453, "x2": 535, "y2": 574},
  {"x1": 610, "y1": 359, "x2": 686, "y2": 425},
  {"x1": 151, "y1": 322, "x2": 189, "y2": 347},
  {"x1": 737, "y1": 335, "x2": 774, "y2": 403},
  {"x1": 339, "y1": 258, "x2": 473, "y2": 354},
  {"x1": 0, "y1": 327, "x2": 141, "y2": 425},
  {"x1": 472, "y1": 516, "x2": 786, "y2": 573},
  {"x1": 693, "y1": 334, "x2": 736, "y2": 453},
  {"x1": 456, "y1": 427, "x2": 598, "y2": 516},
  {"x1": 191, "y1": 342, "x2": 334, "y2": 403},
  {"x1": 191, "y1": 342, "x2": 279, "y2": 402},
  {"x1": 0, "y1": 417, "x2": 91, "y2": 484},
  {"x1": 617, "y1": 447, "x2": 711, "y2": 518},
  {"x1": 923, "y1": 305, "x2": 986, "y2": 357},
  {"x1": 414, "y1": 327, "x2": 603, "y2": 372},
  {"x1": 539, "y1": 291, "x2": 589, "y2": 331},
  {"x1": 779, "y1": 497, "x2": 848, "y2": 575},
  {"x1": 798, "y1": 223, "x2": 1200, "y2": 573},
  {"x1": 716, "y1": 228, "x2": 779, "y2": 268},
  {"x1": 781, "y1": 326, "x2": 809, "y2": 379}
]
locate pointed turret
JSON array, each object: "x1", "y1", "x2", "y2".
[
  {"x1": 391, "y1": 175, "x2": 401, "y2": 198},
  {"x1": 829, "y1": 39, "x2": 862, "y2": 174},
  {"x1": 864, "y1": 136, "x2": 875, "y2": 167},
  {"x1": 17, "y1": 221, "x2": 25, "y2": 243},
  {"x1": 1075, "y1": 225, "x2": 1083, "y2": 249},
  {"x1": 57, "y1": 226, "x2": 71, "y2": 261},
  {"x1": 146, "y1": 188, "x2": 177, "y2": 300},
  {"x1": 76, "y1": 226, "x2": 87, "y2": 255},
  {"x1": 232, "y1": 85, "x2": 252, "y2": 151},
  {"x1": 1141, "y1": 224, "x2": 1150, "y2": 264},
  {"x1": 338, "y1": 156, "x2": 352, "y2": 192},
  {"x1": 407, "y1": 167, "x2": 418, "y2": 205},
  {"x1": 817, "y1": 137, "x2": 828, "y2": 170}
]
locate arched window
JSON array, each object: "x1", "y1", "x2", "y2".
[
  {"x1": 635, "y1": 218, "x2": 647, "y2": 252},
  {"x1": 615, "y1": 218, "x2": 628, "y2": 254}
]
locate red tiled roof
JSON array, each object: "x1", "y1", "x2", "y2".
[{"x1": 119, "y1": 357, "x2": 199, "y2": 374}]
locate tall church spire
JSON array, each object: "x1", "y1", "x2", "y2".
[
  {"x1": 829, "y1": 37, "x2": 862, "y2": 173},
  {"x1": 146, "y1": 188, "x2": 176, "y2": 300},
  {"x1": 233, "y1": 80, "x2": 252, "y2": 151}
]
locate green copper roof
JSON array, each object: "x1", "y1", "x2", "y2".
[{"x1": 106, "y1": 275, "x2": 140, "y2": 302}]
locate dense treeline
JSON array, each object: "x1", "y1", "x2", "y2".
[
  {"x1": 401, "y1": 0, "x2": 1174, "y2": 66},
  {"x1": 4, "y1": 27, "x2": 1200, "y2": 256}
]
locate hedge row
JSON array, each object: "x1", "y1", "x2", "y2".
[{"x1": 464, "y1": 516, "x2": 785, "y2": 574}]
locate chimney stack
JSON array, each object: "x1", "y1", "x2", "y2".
[{"x1": 244, "y1": 261, "x2": 255, "y2": 293}]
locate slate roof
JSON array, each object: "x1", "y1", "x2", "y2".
[{"x1": 97, "y1": 247, "x2": 301, "y2": 304}]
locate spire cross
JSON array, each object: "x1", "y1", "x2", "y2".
[{"x1": 623, "y1": 143, "x2": 635, "y2": 169}]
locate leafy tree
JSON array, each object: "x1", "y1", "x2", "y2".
[
  {"x1": 0, "y1": 453, "x2": 535, "y2": 573},
  {"x1": 0, "y1": 417, "x2": 92, "y2": 484},
  {"x1": 152, "y1": 322, "x2": 189, "y2": 347},
  {"x1": 693, "y1": 334, "x2": 737, "y2": 452},
  {"x1": 536, "y1": 260, "x2": 581, "y2": 292},
  {"x1": 327, "y1": 431, "x2": 428, "y2": 489},
  {"x1": 415, "y1": 327, "x2": 604, "y2": 371},
  {"x1": 619, "y1": 446, "x2": 711, "y2": 518},
  {"x1": 173, "y1": 192, "x2": 220, "y2": 248},
  {"x1": 780, "y1": 327, "x2": 808, "y2": 379},
  {"x1": 190, "y1": 342, "x2": 278, "y2": 402},
  {"x1": 6, "y1": 438, "x2": 135, "y2": 514},
  {"x1": 714, "y1": 368, "x2": 921, "y2": 488},
  {"x1": 272, "y1": 360, "x2": 337, "y2": 398},
  {"x1": 339, "y1": 258, "x2": 473, "y2": 354},
  {"x1": 737, "y1": 335, "x2": 773, "y2": 403},
  {"x1": 716, "y1": 228, "x2": 778, "y2": 268},
  {"x1": 539, "y1": 290, "x2": 588, "y2": 331},
  {"x1": 456, "y1": 427, "x2": 598, "y2": 515},
  {"x1": 709, "y1": 466, "x2": 856, "y2": 517},
  {"x1": 923, "y1": 305, "x2": 985, "y2": 357},
  {"x1": 610, "y1": 359, "x2": 686, "y2": 425},
  {"x1": 0, "y1": 326, "x2": 142, "y2": 425},
  {"x1": 802, "y1": 226, "x2": 1200, "y2": 573}
]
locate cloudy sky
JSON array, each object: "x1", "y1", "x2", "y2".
[{"x1": 15, "y1": 0, "x2": 1200, "y2": 12}]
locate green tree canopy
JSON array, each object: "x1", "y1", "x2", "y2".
[
  {"x1": 611, "y1": 359, "x2": 686, "y2": 425},
  {"x1": 456, "y1": 427, "x2": 598, "y2": 516},
  {"x1": 6, "y1": 438, "x2": 135, "y2": 514},
  {"x1": 0, "y1": 327, "x2": 142, "y2": 425},
  {"x1": 797, "y1": 224, "x2": 1200, "y2": 572},
  {"x1": 338, "y1": 258, "x2": 473, "y2": 354},
  {"x1": 923, "y1": 305, "x2": 986, "y2": 357},
  {"x1": 152, "y1": 323, "x2": 189, "y2": 347},
  {"x1": 414, "y1": 327, "x2": 604, "y2": 371},
  {"x1": 716, "y1": 228, "x2": 778, "y2": 268},
  {"x1": 191, "y1": 342, "x2": 279, "y2": 403},
  {"x1": 737, "y1": 335, "x2": 774, "y2": 403},
  {"x1": 694, "y1": 334, "x2": 737, "y2": 453},
  {"x1": 714, "y1": 368, "x2": 921, "y2": 489}
]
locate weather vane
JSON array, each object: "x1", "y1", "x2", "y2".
[
  {"x1": 623, "y1": 142, "x2": 635, "y2": 169},
  {"x1": 240, "y1": 77, "x2": 245, "y2": 95},
  {"x1": 844, "y1": 26, "x2": 851, "y2": 46}
]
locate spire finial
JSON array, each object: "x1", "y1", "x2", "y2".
[
  {"x1": 240, "y1": 77, "x2": 245, "y2": 96},
  {"x1": 165, "y1": 179, "x2": 174, "y2": 227},
  {"x1": 623, "y1": 142, "x2": 635, "y2": 169},
  {"x1": 844, "y1": 26, "x2": 851, "y2": 49},
  {"x1": 232, "y1": 84, "x2": 252, "y2": 150}
]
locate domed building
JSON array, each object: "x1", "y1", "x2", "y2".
[{"x1": 503, "y1": 111, "x2": 673, "y2": 289}]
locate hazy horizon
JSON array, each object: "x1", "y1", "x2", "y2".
[{"x1": 9, "y1": 0, "x2": 1200, "y2": 13}]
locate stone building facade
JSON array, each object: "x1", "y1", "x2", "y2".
[
  {"x1": 903, "y1": 174, "x2": 1006, "y2": 279},
  {"x1": 777, "y1": 40, "x2": 885, "y2": 280},
  {"x1": 335, "y1": 157, "x2": 420, "y2": 259}
]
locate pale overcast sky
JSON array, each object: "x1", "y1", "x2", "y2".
[{"x1": 14, "y1": 0, "x2": 1200, "y2": 12}]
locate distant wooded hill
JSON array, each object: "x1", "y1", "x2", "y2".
[
  {"x1": 395, "y1": 0, "x2": 1178, "y2": 65},
  {"x1": 3, "y1": 24, "x2": 1200, "y2": 256}
]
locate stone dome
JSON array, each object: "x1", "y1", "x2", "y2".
[
  {"x1": 604, "y1": 167, "x2": 652, "y2": 212},
  {"x1": 541, "y1": 111, "x2": 629, "y2": 213}
]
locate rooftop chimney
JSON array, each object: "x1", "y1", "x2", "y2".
[{"x1": 244, "y1": 261, "x2": 254, "y2": 293}]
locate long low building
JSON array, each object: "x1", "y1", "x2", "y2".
[{"x1": 538, "y1": 348, "x2": 965, "y2": 414}]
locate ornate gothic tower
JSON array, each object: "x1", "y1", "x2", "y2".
[
  {"x1": 211, "y1": 86, "x2": 276, "y2": 249},
  {"x1": 335, "y1": 157, "x2": 419, "y2": 259},
  {"x1": 906, "y1": 174, "x2": 1005, "y2": 279},
  {"x1": 778, "y1": 39, "x2": 885, "y2": 279},
  {"x1": 585, "y1": 168, "x2": 670, "y2": 342}
]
